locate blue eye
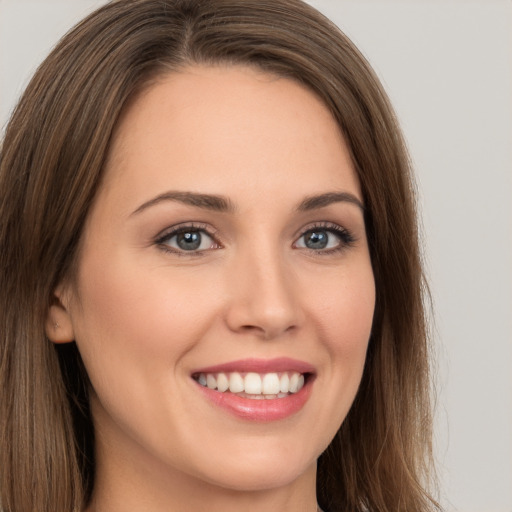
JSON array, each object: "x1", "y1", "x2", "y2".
[
  {"x1": 158, "y1": 227, "x2": 218, "y2": 253},
  {"x1": 302, "y1": 230, "x2": 331, "y2": 249},
  {"x1": 295, "y1": 225, "x2": 354, "y2": 252}
]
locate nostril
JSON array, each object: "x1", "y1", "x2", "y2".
[{"x1": 238, "y1": 322, "x2": 297, "y2": 340}]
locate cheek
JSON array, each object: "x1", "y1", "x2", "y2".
[
  {"x1": 68, "y1": 257, "x2": 222, "y2": 442},
  {"x1": 313, "y1": 263, "x2": 375, "y2": 395},
  {"x1": 315, "y1": 264, "x2": 375, "y2": 347},
  {"x1": 70, "y1": 255, "x2": 223, "y2": 373},
  {"x1": 295, "y1": 262, "x2": 374, "y2": 450}
]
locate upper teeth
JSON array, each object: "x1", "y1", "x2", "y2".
[{"x1": 196, "y1": 371, "x2": 305, "y2": 396}]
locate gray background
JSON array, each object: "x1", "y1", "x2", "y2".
[{"x1": 1, "y1": 1, "x2": 511, "y2": 511}]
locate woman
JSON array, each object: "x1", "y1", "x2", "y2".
[{"x1": 0, "y1": 0, "x2": 439, "y2": 511}]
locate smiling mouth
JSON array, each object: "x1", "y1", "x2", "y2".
[{"x1": 193, "y1": 371, "x2": 307, "y2": 399}]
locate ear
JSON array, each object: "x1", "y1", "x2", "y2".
[{"x1": 45, "y1": 285, "x2": 75, "y2": 344}]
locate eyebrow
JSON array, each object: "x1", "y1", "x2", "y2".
[
  {"x1": 297, "y1": 192, "x2": 364, "y2": 212},
  {"x1": 131, "y1": 190, "x2": 364, "y2": 217},
  {"x1": 131, "y1": 191, "x2": 236, "y2": 216}
]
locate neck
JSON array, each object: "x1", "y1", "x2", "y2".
[{"x1": 87, "y1": 472, "x2": 319, "y2": 512}]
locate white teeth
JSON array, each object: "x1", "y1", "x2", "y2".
[
  {"x1": 206, "y1": 374, "x2": 217, "y2": 389},
  {"x1": 196, "y1": 371, "x2": 306, "y2": 396},
  {"x1": 262, "y1": 373, "x2": 280, "y2": 394},
  {"x1": 229, "y1": 372, "x2": 244, "y2": 393},
  {"x1": 279, "y1": 373, "x2": 290, "y2": 393},
  {"x1": 289, "y1": 373, "x2": 299, "y2": 393},
  {"x1": 244, "y1": 373, "x2": 262, "y2": 394},
  {"x1": 217, "y1": 372, "x2": 229, "y2": 392}
]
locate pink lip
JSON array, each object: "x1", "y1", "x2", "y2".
[
  {"x1": 192, "y1": 357, "x2": 315, "y2": 375},
  {"x1": 192, "y1": 358, "x2": 315, "y2": 422}
]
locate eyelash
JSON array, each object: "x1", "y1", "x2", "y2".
[
  {"x1": 154, "y1": 221, "x2": 356, "y2": 256},
  {"x1": 296, "y1": 222, "x2": 356, "y2": 255},
  {"x1": 155, "y1": 222, "x2": 219, "y2": 256}
]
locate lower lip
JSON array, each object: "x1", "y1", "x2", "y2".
[{"x1": 195, "y1": 378, "x2": 313, "y2": 422}]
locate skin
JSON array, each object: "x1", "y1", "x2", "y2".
[{"x1": 47, "y1": 65, "x2": 375, "y2": 512}]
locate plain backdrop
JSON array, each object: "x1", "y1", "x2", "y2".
[{"x1": 1, "y1": 1, "x2": 511, "y2": 511}]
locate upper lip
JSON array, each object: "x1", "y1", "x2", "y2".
[{"x1": 192, "y1": 357, "x2": 315, "y2": 375}]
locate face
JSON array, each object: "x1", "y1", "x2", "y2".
[{"x1": 54, "y1": 66, "x2": 375, "y2": 498}]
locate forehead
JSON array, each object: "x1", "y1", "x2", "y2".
[{"x1": 100, "y1": 64, "x2": 360, "y2": 209}]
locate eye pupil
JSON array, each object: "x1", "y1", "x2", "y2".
[
  {"x1": 177, "y1": 231, "x2": 202, "y2": 250},
  {"x1": 305, "y1": 230, "x2": 328, "y2": 249}
]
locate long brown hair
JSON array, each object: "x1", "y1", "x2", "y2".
[{"x1": 0, "y1": 1, "x2": 439, "y2": 510}]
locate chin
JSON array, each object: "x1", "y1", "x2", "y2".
[
  {"x1": 201, "y1": 461, "x2": 315, "y2": 493},
  {"x1": 184, "y1": 439, "x2": 318, "y2": 492}
]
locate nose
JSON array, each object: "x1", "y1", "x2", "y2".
[{"x1": 224, "y1": 247, "x2": 302, "y2": 340}]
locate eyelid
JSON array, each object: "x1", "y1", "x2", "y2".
[
  {"x1": 153, "y1": 220, "x2": 356, "y2": 256},
  {"x1": 293, "y1": 221, "x2": 357, "y2": 252},
  {"x1": 154, "y1": 221, "x2": 213, "y2": 242},
  {"x1": 154, "y1": 222, "x2": 222, "y2": 255}
]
